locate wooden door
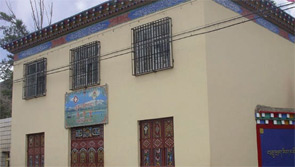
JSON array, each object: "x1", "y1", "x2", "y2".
[
  {"x1": 71, "y1": 125, "x2": 104, "y2": 167},
  {"x1": 140, "y1": 117, "x2": 175, "y2": 167},
  {"x1": 27, "y1": 133, "x2": 44, "y2": 167}
]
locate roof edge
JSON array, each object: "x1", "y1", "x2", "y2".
[
  {"x1": 255, "y1": 105, "x2": 295, "y2": 113},
  {"x1": 2, "y1": 0, "x2": 155, "y2": 54}
]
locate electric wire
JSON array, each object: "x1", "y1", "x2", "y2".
[{"x1": 11, "y1": 2, "x2": 295, "y2": 84}]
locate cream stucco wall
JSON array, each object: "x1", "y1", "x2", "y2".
[
  {"x1": 11, "y1": 1, "x2": 212, "y2": 166},
  {"x1": 204, "y1": 1, "x2": 295, "y2": 167},
  {"x1": 11, "y1": 1, "x2": 294, "y2": 166}
]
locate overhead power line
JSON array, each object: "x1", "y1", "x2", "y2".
[{"x1": 12, "y1": 2, "x2": 295, "y2": 84}]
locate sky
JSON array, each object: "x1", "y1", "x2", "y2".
[{"x1": 0, "y1": 0, "x2": 294, "y2": 61}]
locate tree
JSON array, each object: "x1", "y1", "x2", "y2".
[
  {"x1": 0, "y1": 0, "x2": 53, "y2": 118},
  {"x1": 30, "y1": 0, "x2": 53, "y2": 31},
  {"x1": 0, "y1": 8, "x2": 29, "y2": 118}
]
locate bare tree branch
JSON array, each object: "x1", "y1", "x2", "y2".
[
  {"x1": 30, "y1": 0, "x2": 39, "y2": 30},
  {"x1": 44, "y1": 2, "x2": 53, "y2": 25},
  {"x1": 5, "y1": 0, "x2": 16, "y2": 19},
  {"x1": 29, "y1": 0, "x2": 53, "y2": 30}
]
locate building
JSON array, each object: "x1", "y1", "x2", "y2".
[
  {"x1": 0, "y1": 118, "x2": 11, "y2": 167},
  {"x1": 2, "y1": 0, "x2": 294, "y2": 166}
]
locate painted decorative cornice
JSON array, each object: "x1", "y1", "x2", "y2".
[
  {"x1": 214, "y1": 0, "x2": 295, "y2": 43},
  {"x1": 2, "y1": 0, "x2": 294, "y2": 61},
  {"x1": 9, "y1": 0, "x2": 189, "y2": 61},
  {"x1": 232, "y1": 0, "x2": 294, "y2": 35},
  {"x1": 2, "y1": 0, "x2": 154, "y2": 54},
  {"x1": 255, "y1": 105, "x2": 295, "y2": 126}
]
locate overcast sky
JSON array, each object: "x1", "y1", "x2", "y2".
[{"x1": 0, "y1": 0, "x2": 294, "y2": 60}]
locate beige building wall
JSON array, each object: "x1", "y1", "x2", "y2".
[
  {"x1": 204, "y1": 1, "x2": 295, "y2": 166},
  {"x1": 11, "y1": 1, "x2": 212, "y2": 166}
]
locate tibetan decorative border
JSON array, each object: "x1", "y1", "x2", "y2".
[
  {"x1": 11, "y1": 0, "x2": 188, "y2": 61},
  {"x1": 4, "y1": 0, "x2": 153, "y2": 54},
  {"x1": 233, "y1": 0, "x2": 294, "y2": 35},
  {"x1": 214, "y1": 0, "x2": 295, "y2": 43},
  {"x1": 255, "y1": 105, "x2": 295, "y2": 125},
  {"x1": 255, "y1": 105, "x2": 295, "y2": 167}
]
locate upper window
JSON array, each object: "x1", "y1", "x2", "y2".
[
  {"x1": 70, "y1": 41, "x2": 100, "y2": 90},
  {"x1": 132, "y1": 17, "x2": 173, "y2": 76},
  {"x1": 23, "y1": 58, "x2": 47, "y2": 99}
]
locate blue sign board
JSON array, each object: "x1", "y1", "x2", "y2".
[{"x1": 260, "y1": 128, "x2": 295, "y2": 166}]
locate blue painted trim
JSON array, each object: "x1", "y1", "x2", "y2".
[
  {"x1": 65, "y1": 20, "x2": 110, "y2": 42},
  {"x1": 214, "y1": 0, "x2": 242, "y2": 14},
  {"x1": 213, "y1": 0, "x2": 295, "y2": 43},
  {"x1": 256, "y1": 18, "x2": 280, "y2": 34},
  {"x1": 16, "y1": 0, "x2": 189, "y2": 61},
  {"x1": 18, "y1": 42, "x2": 52, "y2": 60}
]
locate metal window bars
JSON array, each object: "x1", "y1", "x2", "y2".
[
  {"x1": 132, "y1": 17, "x2": 173, "y2": 76},
  {"x1": 23, "y1": 58, "x2": 47, "y2": 99},
  {"x1": 70, "y1": 41, "x2": 100, "y2": 90}
]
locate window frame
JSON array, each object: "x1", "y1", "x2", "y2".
[
  {"x1": 70, "y1": 41, "x2": 100, "y2": 90},
  {"x1": 132, "y1": 17, "x2": 173, "y2": 76},
  {"x1": 23, "y1": 58, "x2": 47, "y2": 99}
]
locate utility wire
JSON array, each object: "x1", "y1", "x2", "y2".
[
  {"x1": 12, "y1": 2, "x2": 295, "y2": 84},
  {"x1": 173, "y1": 2, "x2": 294, "y2": 38}
]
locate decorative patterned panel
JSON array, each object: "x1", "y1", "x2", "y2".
[
  {"x1": 142, "y1": 149, "x2": 151, "y2": 166},
  {"x1": 140, "y1": 117, "x2": 175, "y2": 167},
  {"x1": 71, "y1": 125, "x2": 104, "y2": 167},
  {"x1": 97, "y1": 147, "x2": 104, "y2": 167},
  {"x1": 27, "y1": 133, "x2": 45, "y2": 167},
  {"x1": 166, "y1": 148, "x2": 174, "y2": 166},
  {"x1": 71, "y1": 149, "x2": 79, "y2": 167},
  {"x1": 154, "y1": 148, "x2": 163, "y2": 166}
]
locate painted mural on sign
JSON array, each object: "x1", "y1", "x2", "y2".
[{"x1": 65, "y1": 85, "x2": 108, "y2": 128}]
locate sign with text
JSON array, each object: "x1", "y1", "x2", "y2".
[
  {"x1": 65, "y1": 85, "x2": 108, "y2": 128},
  {"x1": 258, "y1": 127, "x2": 295, "y2": 166}
]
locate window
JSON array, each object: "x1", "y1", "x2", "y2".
[
  {"x1": 27, "y1": 133, "x2": 44, "y2": 167},
  {"x1": 140, "y1": 117, "x2": 175, "y2": 167},
  {"x1": 70, "y1": 41, "x2": 100, "y2": 90},
  {"x1": 23, "y1": 58, "x2": 47, "y2": 99},
  {"x1": 132, "y1": 17, "x2": 173, "y2": 76}
]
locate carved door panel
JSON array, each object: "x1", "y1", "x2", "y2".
[
  {"x1": 27, "y1": 133, "x2": 44, "y2": 167},
  {"x1": 140, "y1": 118, "x2": 175, "y2": 167},
  {"x1": 71, "y1": 125, "x2": 104, "y2": 167}
]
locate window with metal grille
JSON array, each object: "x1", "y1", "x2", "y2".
[
  {"x1": 23, "y1": 58, "x2": 47, "y2": 99},
  {"x1": 132, "y1": 17, "x2": 173, "y2": 76},
  {"x1": 70, "y1": 41, "x2": 100, "y2": 90}
]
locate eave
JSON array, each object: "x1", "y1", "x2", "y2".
[{"x1": 1, "y1": 0, "x2": 154, "y2": 54}]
